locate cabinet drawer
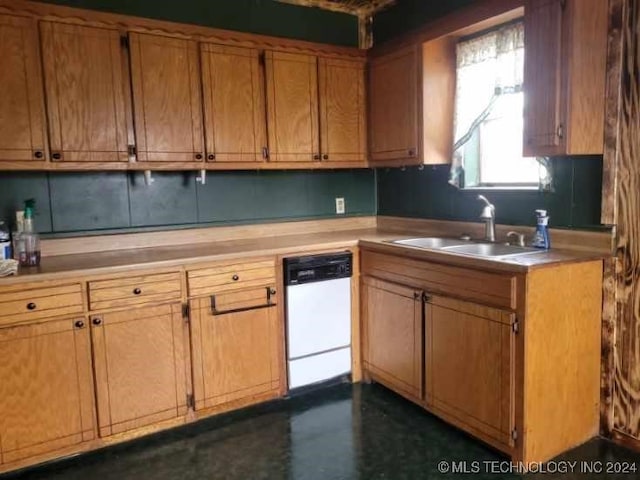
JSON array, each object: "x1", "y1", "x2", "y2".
[
  {"x1": 0, "y1": 283, "x2": 83, "y2": 325},
  {"x1": 88, "y1": 272, "x2": 181, "y2": 311},
  {"x1": 188, "y1": 260, "x2": 276, "y2": 297},
  {"x1": 361, "y1": 250, "x2": 516, "y2": 309}
]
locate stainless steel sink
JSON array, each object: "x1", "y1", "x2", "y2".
[
  {"x1": 442, "y1": 243, "x2": 543, "y2": 258},
  {"x1": 390, "y1": 237, "x2": 471, "y2": 249}
]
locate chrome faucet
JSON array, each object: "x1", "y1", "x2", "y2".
[{"x1": 477, "y1": 195, "x2": 496, "y2": 242}]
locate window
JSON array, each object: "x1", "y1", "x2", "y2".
[{"x1": 450, "y1": 21, "x2": 544, "y2": 189}]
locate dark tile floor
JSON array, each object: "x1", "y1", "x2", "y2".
[{"x1": 3, "y1": 383, "x2": 639, "y2": 480}]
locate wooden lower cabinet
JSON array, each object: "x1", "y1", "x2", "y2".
[
  {"x1": 0, "y1": 316, "x2": 95, "y2": 464},
  {"x1": 90, "y1": 303, "x2": 189, "y2": 437},
  {"x1": 426, "y1": 295, "x2": 515, "y2": 450},
  {"x1": 361, "y1": 276, "x2": 423, "y2": 402},
  {"x1": 190, "y1": 295, "x2": 281, "y2": 412}
]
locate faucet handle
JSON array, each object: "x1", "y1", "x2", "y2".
[{"x1": 506, "y1": 231, "x2": 526, "y2": 247}]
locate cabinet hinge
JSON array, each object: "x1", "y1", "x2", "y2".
[
  {"x1": 512, "y1": 320, "x2": 519, "y2": 334},
  {"x1": 258, "y1": 51, "x2": 266, "y2": 66},
  {"x1": 182, "y1": 303, "x2": 190, "y2": 321},
  {"x1": 120, "y1": 35, "x2": 129, "y2": 49},
  {"x1": 128, "y1": 145, "x2": 137, "y2": 157},
  {"x1": 511, "y1": 428, "x2": 518, "y2": 442},
  {"x1": 556, "y1": 123, "x2": 564, "y2": 139},
  {"x1": 186, "y1": 393, "x2": 195, "y2": 409},
  {"x1": 262, "y1": 146, "x2": 269, "y2": 160}
]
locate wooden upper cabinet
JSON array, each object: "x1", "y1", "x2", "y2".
[
  {"x1": 91, "y1": 303, "x2": 188, "y2": 437},
  {"x1": 0, "y1": 317, "x2": 95, "y2": 464},
  {"x1": 265, "y1": 51, "x2": 319, "y2": 163},
  {"x1": 128, "y1": 33, "x2": 204, "y2": 162},
  {"x1": 318, "y1": 58, "x2": 366, "y2": 163},
  {"x1": 0, "y1": 15, "x2": 47, "y2": 163},
  {"x1": 368, "y1": 44, "x2": 421, "y2": 165},
  {"x1": 201, "y1": 44, "x2": 267, "y2": 163},
  {"x1": 427, "y1": 295, "x2": 515, "y2": 449},
  {"x1": 523, "y1": 0, "x2": 607, "y2": 156},
  {"x1": 40, "y1": 22, "x2": 131, "y2": 163},
  {"x1": 361, "y1": 276, "x2": 423, "y2": 401}
]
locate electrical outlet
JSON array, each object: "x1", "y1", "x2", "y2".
[{"x1": 335, "y1": 197, "x2": 345, "y2": 215}]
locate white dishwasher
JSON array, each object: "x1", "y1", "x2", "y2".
[{"x1": 284, "y1": 252, "x2": 352, "y2": 390}]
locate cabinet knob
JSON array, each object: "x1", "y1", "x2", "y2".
[
  {"x1": 92, "y1": 318, "x2": 102, "y2": 326},
  {"x1": 26, "y1": 302, "x2": 36, "y2": 310},
  {"x1": 75, "y1": 320, "x2": 85, "y2": 329},
  {"x1": 195, "y1": 153, "x2": 203, "y2": 160},
  {"x1": 313, "y1": 154, "x2": 320, "y2": 160},
  {"x1": 232, "y1": 274, "x2": 239, "y2": 281},
  {"x1": 207, "y1": 153, "x2": 215, "y2": 160},
  {"x1": 33, "y1": 150, "x2": 44, "y2": 159},
  {"x1": 133, "y1": 287, "x2": 142, "y2": 295},
  {"x1": 52, "y1": 152, "x2": 62, "y2": 160},
  {"x1": 322, "y1": 154, "x2": 329, "y2": 160}
]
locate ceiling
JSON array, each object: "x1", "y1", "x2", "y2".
[{"x1": 275, "y1": 0, "x2": 396, "y2": 17}]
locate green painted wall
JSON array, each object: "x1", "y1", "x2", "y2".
[
  {"x1": 0, "y1": 171, "x2": 376, "y2": 236},
  {"x1": 373, "y1": 0, "x2": 475, "y2": 45},
  {"x1": 377, "y1": 157, "x2": 603, "y2": 229},
  {"x1": 40, "y1": 0, "x2": 359, "y2": 46}
]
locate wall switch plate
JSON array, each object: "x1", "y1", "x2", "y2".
[{"x1": 335, "y1": 197, "x2": 345, "y2": 215}]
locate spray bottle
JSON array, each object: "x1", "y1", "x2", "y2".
[{"x1": 531, "y1": 209, "x2": 550, "y2": 249}]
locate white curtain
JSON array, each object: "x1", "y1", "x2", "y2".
[{"x1": 450, "y1": 22, "x2": 538, "y2": 188}]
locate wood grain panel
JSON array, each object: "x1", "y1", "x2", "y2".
[
  {"x1": 361, "y1": 250, "x2": 516, "y2": 309},
  {"x1": 129, "y1": 32, "x2": 204, "y2": 162},
  {"x1": 0, "y1": 284, "x2": 83, "y2": 325},
  {"x1": 523, "y1": 0, "x2": 564, "y2": 155},
  {"x1": 613, "y1": 0, "x2": 640, "y2": 444},
  {"x1": 361, "y1": 276, "x2": 422, "y2": 400},
  {"x1": 88, "y1": 272, "x2": 181, "y2": 310},
  {"x1": 189, "y1": 297, "x2": 280, "y2": 410},
  {"x1": 0, "y1": 317, "x2": 95, "y2": 463},
  {"x1": 91, "y1": 303, "x2": 187, "y2": 437},
  {"x1": 201, "y1": 44, "x2": 267, "y2": 163},
  {"x1": 523, "y1": 261, "x2": 602, "y2": 461},
  {"x1": 40, "y1": 22, "x2": 129, "y2": 162},
  {"x1": 265, "y1": 51, "x2": 319, "y2": 162},
  {"x1": 0, "y1": 14, "x2": 47, "y2": 162},
  {"x1": 368, "y1": 44, "x2": 421, "y2": 164},
  {"x1": 318, "y1": 57, "x2": 366, "y2": 163},
  {"x1": 428, "y1": 295, "x2": 515, "y2": 448}
]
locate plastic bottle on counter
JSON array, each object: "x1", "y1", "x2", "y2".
[
  {"x1": 531, "y1": 209, "x2": 551, "y2": 250},
  {"x1": 0, "y1": 221, "x2": 11, "y2": 260},
  {"x1": 19, "y1": 199, "x2": 40, "y2": 267}
]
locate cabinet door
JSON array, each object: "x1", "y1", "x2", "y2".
[
  {"x1": 523, "y1": 0, "x2": 565, "y2": 155},
  {"x1": 129, "y1": 33, "x2": 204, "y2": 162},
  {"x1": 427, "y1": 295, "x2": 515, "y2": 448},
  {"x1": 40, "y1": 22, "x2": 130, "y2": 163},
  {"x1": 265, "y1": 51, "x2": 319, "y2": 163},
  {"x1": 0, "y1": 15, "x2": 47, "y2": 163},
  {"x1": 368, "y1": 44, "x2": 421, "y2": 165},
  {"x1": 201, "y1": 44, "x2": 267, "y2": 163},
  {"x1": 0, "y1": 317, "x2": 95, "y2": 464},
  {"x1": 190, "y1": 294, "x2": 280, "y2": 411},
  {"x1": 318, "y1": 57, "x2": 366, "y2": 163},
  {"x1": 91, "y1": 303, "x2": 188, "y2": 437},
  {"x1": 361, "y1": 276, "x2": 422, "y2": 400}
]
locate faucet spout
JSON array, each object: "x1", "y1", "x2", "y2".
[{"x1": 477, "y1": 195, "x2": 496, "y2": 242}]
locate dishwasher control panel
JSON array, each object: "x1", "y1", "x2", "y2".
[{"x1": 284, "y1": 252, "x2": 352, "y2": 285}]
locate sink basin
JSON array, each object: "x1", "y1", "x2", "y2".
[
  {"x1": 390, "y1": 237, "x2": 470, "y2": 249},
  {"x1": 442, "y1": 243, "x2": 543, "y2": 258}
]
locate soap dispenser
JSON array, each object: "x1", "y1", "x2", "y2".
[{"x1": 531, "y1": 209, "x2": 550, "y2": 249}]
